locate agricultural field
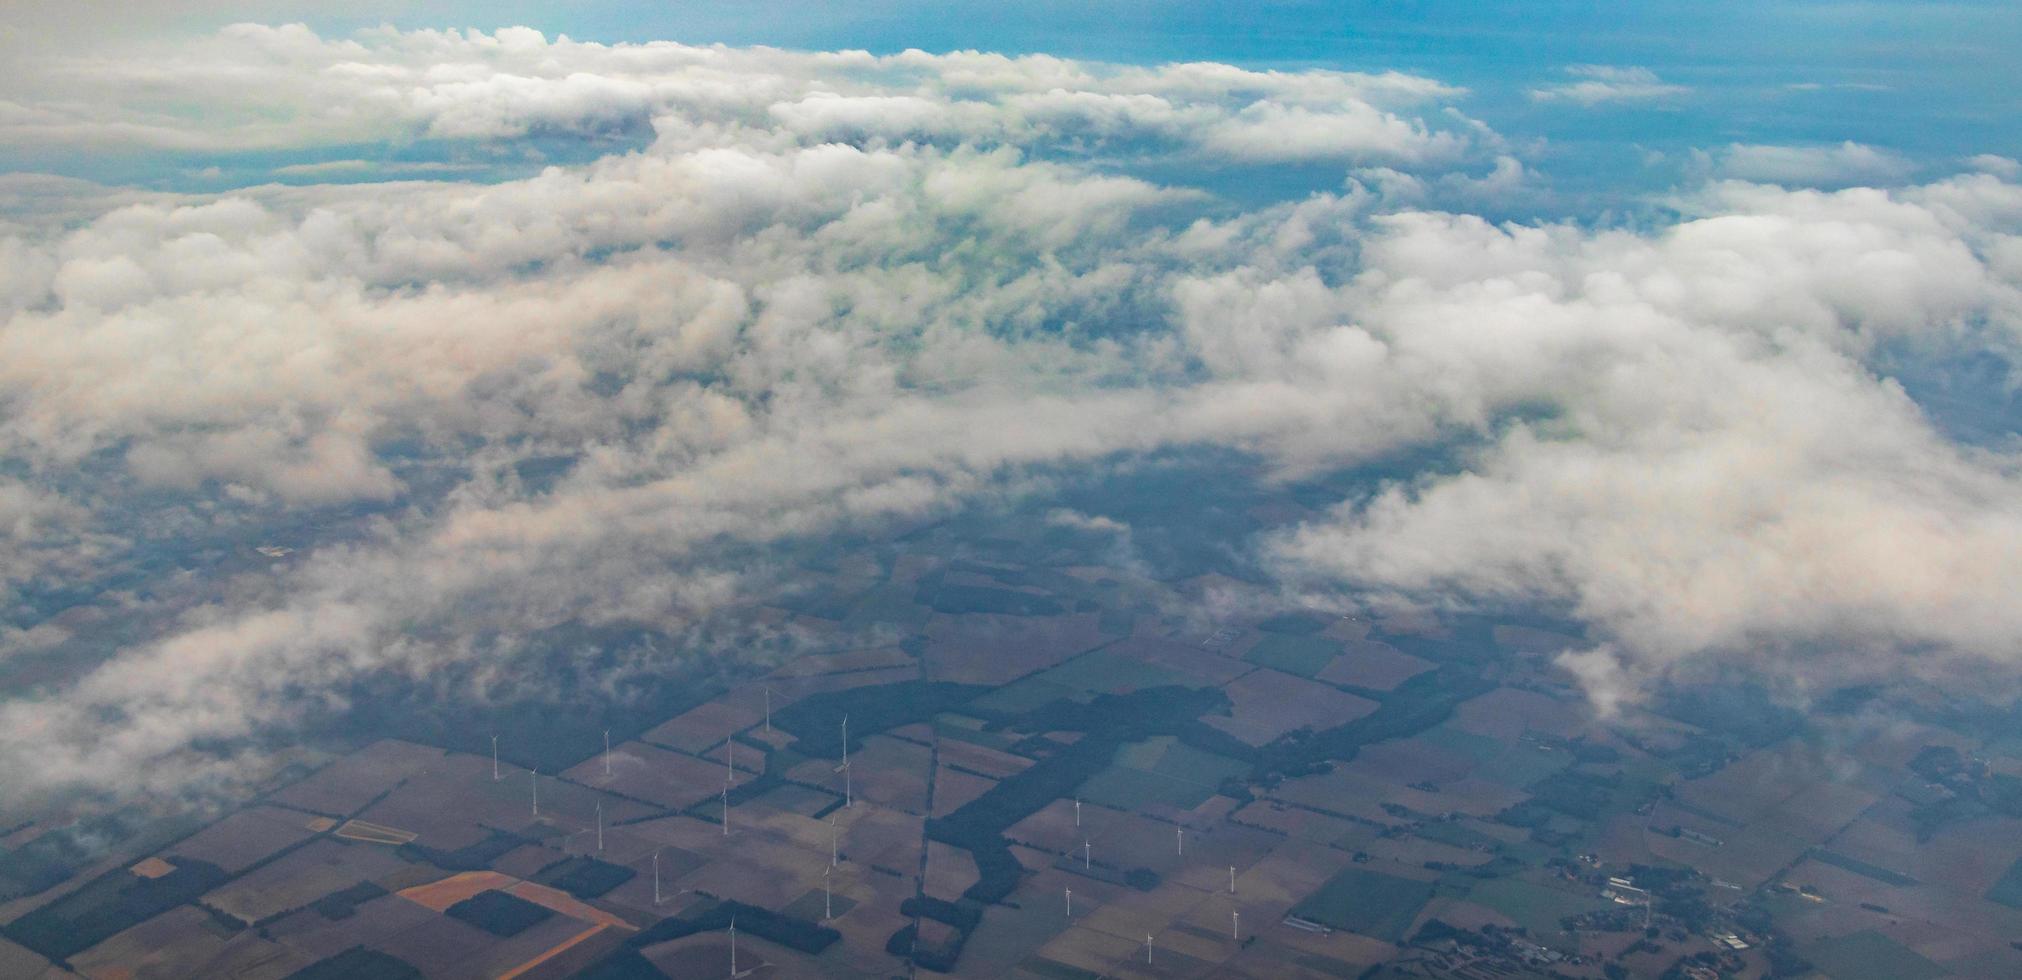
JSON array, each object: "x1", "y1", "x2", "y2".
[{"x1": 20, "y1": 558, "x2": 2022, "y2": 980}]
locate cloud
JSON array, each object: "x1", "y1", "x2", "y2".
[
  {"x1": 1528, "y1": 65, "x2": 1689, "y2": 106},
  {"x1": 2, "y1": 25, "x2": 2022, "y2": 802},
  {"x1": 1711, "y1": 140, "x2": 1916, "y2": 185},
  {"x1": 1967, "y1": 154, "x2": 2022, "y2": 179},
  {"x1": 0, "y1": 24, "x2": 1491, "y2": 170}
]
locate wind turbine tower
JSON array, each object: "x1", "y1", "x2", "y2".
[
  {"x1": 603, "y1": 729, "x2": 612, "y2": 777},
  {"x1": 835, "y1": 715, "x2": 852, "y2": 807},
  {"x1": 491, "y1": 734, "x2": 500, "y2": 781},
  {"x1": 531, "y1": 769, "x2": 540, "y2": 817}
]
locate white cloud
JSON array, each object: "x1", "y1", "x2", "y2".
[
  {"x1": 0, "y1": 25, "x2": 1490, "y2": 169},
  {"x1": 1967, "y1": 154, "x2": 2022, "y2": 179},
  {"x1": 1528, "y1": 65, "x2": 1689, "y2": 106},
  {"x1": 1712, "y1": 140, "x2": 1916, "y2": 185},
  {"x1": 2, "y1": 25, "x2": 2022, "y2": 801}
]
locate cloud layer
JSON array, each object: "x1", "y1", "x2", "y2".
[{"x1": 2, "y1": 26, "x2": 2021, "y2": 798}]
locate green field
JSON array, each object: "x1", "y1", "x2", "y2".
[
  {"x1": 1038, "y1": 649, "x2": 1190, "y2": 694},
  {"x1": 1414, "y1": 724, "x2": 1574, "y2": 788},
  {"x1": 1462, "y1": 876, "x2": 1613, "y2": 939},
  {"x1": 1244, "y1": 634, "x2": 1342, "y2": 677},
  {"x1": 1077, "y1": 736, "x2": 1247, "y2": 811},
  {"x1": 1808, "y1": 848, "x2": 1918, "y2": 888},
  {"x1": 971, "y1": 677, "x2": 1081, "y2": 714},
  {"x1": 1289, "y1": 866, "x2": 1435, "y2": 941},
  {"x1": 1987, "y1": 856, "x2": 2022, "y2": 909},
  {"x1": 1799, "y1": 930, "x2": 1947, "y2": 980}
]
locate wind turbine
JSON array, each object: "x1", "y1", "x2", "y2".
[
  {"x1": 1229, "y1": 865, "x2": 1237, "y2": 893},
  {"x1": 1146, "y1": 934, "x2": 1153, "y2": 965},
  {"x1": 823, "y1": 866, "x2": 833, "y2": 920},
  {"x1": 1176, "y1": 826, "x2": 1184, "y2": 856},
  {"x1": 830, "y1": 815, "x2": 839, "y2": 867},
  {"x1": 1083, "y1": 840, "x2": 1091, "y2": 869},
  {"x1": 833, "y1": 715, "x2": 852, "y2": 807},
  {"x1": 1074, "y1": 797, "x2": 1081, "y2": 827},
  {"x1": 603, "y1": 729, "x2": 613, "y2": 777},
  {"x1": 1065, "y1": 887, "x2": 1072, "y2": 918},
  {"x1": 653, "y1": 850, "x2": 662, "y2": 905},
  {"x1": 729, "y1": 915, "x2": 753, "y2": 978},
  {"x1": 1232, "y1": 909, "x2": 1240, "y2": 940},
  {"x1": 595, "y1": 801, "x2": 604, "y2": 852},
  {"x1": 491, "y1": 734, "x2": 500, "y2": 781},
  {"x1": 721, "y1": 786, "x2": 730, "y2": 837},
  {"x1": 764, "y1": 686, "x2": 772, "y2": 733},
  {"x1": 531, "y1": 769, "x2": 540, "y2": 817},
  {"x1": 726, "y1": 736, "x2": 736, "y2": 785}
]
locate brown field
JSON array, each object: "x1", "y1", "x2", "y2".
[
  {"x1": 1342, "y1": 736, "x2": 1481, "y2": 787},
  {"x1": 128, "y1": 857, "x2": 175, "y2": 879},
  {"x1": 1033, "y1": 922, "x2": 1146, "y2": 975},
  {"x1": 0, "y1": 939, "x2": 53, "y2": 979},
  {"x1": 560, "y1": 740, "x2": 729, "y2": 810},
  {"x1": 1315, "y1": 639, "x2": 1435, "y2": 691},
  {"x1": 268, "y1": 740, "x2": 447, "y2": 817},
  {"x1": 766, "y1": 665, "x2": 920, "y2": 699},
  {"x1": 498, "y1": 924, "x2": 612, "y2": 980},
  {"x1": 1205, "y1": 668, "x2": 1378, "y2": 746},
  {"x1": 920, "y1": 612, "x2": 1108, "y2": 685},
  {"x1": 768, "y1": 645, "x2": 916, "y2": 678},
  {"x1": 163, "y1": 805, "x2": 321, "y2": 875},
  {"x1": 335, "y1": 820, "x2": 418, "y2": 846},
  {"x1": 1449, "y1": 687, "x2": 1589, "y2": 739},
  {"x1": 262, "y1": 894, "x2": 436, "y2": 963},
  {"x1": 1265, "y1": 769, "x2": 1411, "y2": 826},
  {"x1": 1363, "y1": 834, "x2": 1494, "y2": 869},
  {"x1": 203, "y1": 838, "x2": 411, "y2": 925},
  {"x1": 637, "y1": 934, "x2": 791, "y2": 980},
  {"x1": 397, "y1": 870, "x2": 516, "y2": 911},
  {"x1": 925, "y1": 841, "x2": 980, "y2": 901},
  {"x1": 346, "y1": 753, "x2": 653, "y2": 854},
  {"x1": 369, "y1": 909, "x2": 571, "y2": 979},
  {"x1": 1232, "y1": 800, "x2": 1365, "y2": 844},
  {"x1": 1008, "y1": 799, "x2": 1132, "y2": 855},
  {"x1": 71, "y1": 905, "x2": 308, "y2": 980},
  {"x1": 644, "y1": 699, "x2": 765, "y2": 754},
  {"x1": 843, "y1": 735, "x2": 931, "y2": 813},
  {"x1": 930, "y1": 764, "x2": 998, "y2": 818},
  {"x1": 698, "y1": 738, "x2": 768, "y2": 780},
  {"x1": 1104, "y1": 636, "x2": 1253, "y2": 687}
]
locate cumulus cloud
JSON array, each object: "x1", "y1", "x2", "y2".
[
  {"x1": 2, "y1": 24, "x2": 2021, "y2": 801},
  {"x1": 1528, "y1": 65, "x2": 1689, "y2": 106},
  {"x1": 1711, "y1": 140, "x2": 1916, "y2": 186},
  {"x1": 0, "y1": 24, "x2": 1489, "y2": 170}
]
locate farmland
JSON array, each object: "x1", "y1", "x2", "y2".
[{"x1": 10, "y1": 519, "x2": 2022, "y2": 980}]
